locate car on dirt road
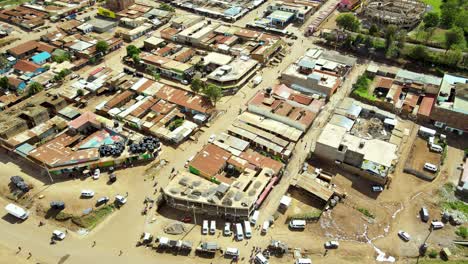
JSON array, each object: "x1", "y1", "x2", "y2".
[
  {"x1": 324, "y1": 241, "x2": 339, "y2": 249},
  {"x1": 208, "y1": 134, "x2": 216, "y2": 143},
  {"x1": 96, "y1": 197, "x2": 109, "y2": 206},
  {"x1": 52, "y1": 230, "x2": 66, "y2": 240},
  {"x1": 50, "y1": 201, "x2": 65, "y2": 210},
  {"x1": 80, "y1": 190, "x2": 95, "y2": 198},
  {"x1": 398, "y1": 231, "x2": 411, "y2": 241},
  {"x1": 92, "y1": 168, "x2": 100, "y2": 180},
  {"x1": 115, "y1": 195, "x2": 127, "y2": 205}
]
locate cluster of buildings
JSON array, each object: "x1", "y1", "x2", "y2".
[
  {"x1": 135, "y1": 16, "x2": 284, "y2": 90},
  {"x1": 281, "y1": 48, "x2": 356, "y2": 99},
  {"x1": 365, "y1": 64, "x2": 468, "y2": 135},
  {"x1": 95, "y1": 73, "x2": 214, "y2": 143},
  {"x1": 0, "y1": 91, "x2": 156, "y2": 175},
  {"x1": 249, "y1": 0, "x2": 319, "y2": 30},
  {"x1": 314, "y1": 98, "x2": 402, "y2": 184},
  {"x1": 170, "y1": 0, "x2": 264, "y2": 22},
  {"x1": 162, "y1": 80, "x2": 326, "y2": 219}
]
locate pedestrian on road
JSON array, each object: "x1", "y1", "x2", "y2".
[
  {"x1": 125, "y1": 192, "x2": 129, "y2": 197},
  {"x1": 65, "y1": 230, "x2": 68, "y2": 234},
  {"x1": 92, "y1": 241, "x2": 96, "y2": 247},
  {"x1": 119, "y1": 250, "x2": 123, "y2": 256},
  {"x1": 17, "y1": 246, "x2": 21, "y2": 253},
  {"x1": 28, "y1": 252, "x2": 32, "y2": 259}
]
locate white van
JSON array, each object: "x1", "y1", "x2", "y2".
[
  {"x1": 254, "y1": 253, "x2": 269, "y2": 264},
  {"x1": 295, "y1": 258, "x2": 312, "y2": 264},
  {"x1": 430, "y1": 144, "x2": 443, "y2": 153},
  {"x1": 252, "y1": 76, "x2": 262, "y2": 86},
  {"x1": 244, "y1": 220, "x2": 252, "y2": 238},
  {"x1": 420, "y1": 207, "x2": 429, "y2": 222},
  {"x1": 202, "y1": 220, "x2": 208, "y2": 235},
  {"x1": 250, "y1": 210, "x2": 259, "y2": 225},
  {"x1": 225, "y1": 247, "x2": 239, "y2": 258},
  {"x1": 431, "y1": 221, "x2": 444, "y2": 230},
  {"x1": 210, "y1": 220, "x2": 216, "y2": 234},
  {"x1": 261, "y1": 221, "x2": 270, "y2": 234},
  {"x1": 5, "y1": 203, "x2": 29, "y2": 220},
  {"x1": 224, "y1": 222, "x2": 232, "y2": 236},
  {"x1": 289, "y1": 219, "x2": 306, "y2": 229},
  {"x1": 235, "y1": 223, "x2": 244, "y2": 241},
  {"x1": 423, "y1": 162, "x2": 438, "y2": 172}
]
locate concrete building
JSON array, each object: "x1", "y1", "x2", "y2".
[
  {"x1": 106, "y1": 0, "x2": 135, "y2": 12},
  {"x1": 207, "y1": 58, "x2": 258, "y2": 89},
  {"x1": 247, "y1": 87, "x2": 323, "y2": 131},
  {"x1": 314, "y1": 123, "x2": 397, "y2": 184},
  {"x1": 175, "y1": 20, "x2": 220, "y2": 47},
  {"x1": 430, "y1": 74, "x2": 468, "y2": 135},
  {"x1": 267, "y1": 1, "x2": 314, "y2": 24}
]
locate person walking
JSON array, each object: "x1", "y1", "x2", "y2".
[
  {"x1": 92, "y1": 241, "x2": 96, "y2": 247},
  {"x1": 119, "y1": 250, "x2": 123, "y2": 256}
]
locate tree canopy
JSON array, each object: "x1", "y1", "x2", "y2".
[
  {"x1": 0, "y1": 76, "x2": 9, "y2": 90},
  {"x1": 95, "y1": 40, "x2": 109, "y2": 55},
  {"x1": 190, "y1": 78, "x2": 204, "y2": 93},
  {"x1": 445, "y1": 27, "x2": 465, "y2": 50},
  {"x1": 28, "y1": 82, "x2": 44, "y2": 96},
  {"x1": 126, "y1": 45, "x2": 141, "y2": 58},
  {"x1": 336, "y1": 13, "x2": 360, "y2": 32},
  {"x1": 202, "y1": 84, "x2": 222, "y2": 105},
  {"x1": 423, "y1": 12, "x2": 440, "y2": 28}
]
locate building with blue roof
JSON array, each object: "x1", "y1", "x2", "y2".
[
  {"x1": 31, "y1": 51, "x2": 51, "y2": 65},
  {"x1": 224, "y1": 6, "x2": 243, "y2": 17}
]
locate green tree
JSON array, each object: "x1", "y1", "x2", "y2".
[
  {"x1": 203, "y1": 84, "x2": 222, "y2": 105},
  {"x1": 454, "y1": 9, "x2": 468, "y2": 33},
  {"x1": 384, "y1": 25, "x2": 398, "y2": 51},
  {"x1": 368, "y1": 24, "x2": 379, "y2": 36},
  {"x1": 77, "y1": 89, "x2": 84, "y2": 96},
  {"x1": 95, "y1": 40, "x2": 109, "y2": 55},
  {"x1": 423, "y1": 12, "x2": 440, "y2": 28},
  {"x1": 445, "y1": 26, "x2": 465, "y2": 50},
  {"x1": 0, "y1": 76, "x2": 9, "y2": 90},
  {"x1": 190, "y1": 78, "x2": 204, "y2": 93},
  {"x1": 440, "y1": 0, "x2": 459, "y2": 28},
  {"x1": 336, "y1": 13, "x2": 360, "y2": 32},
  {"x1": 28, "y1": 82, "x2": 44, "y2": 96},
  {"x1": 132, "y1": 54, "x2": 141, "y2": 64},
  {"x1": 0, "y1": 55, "x2": 9, "y2": 69},
  {"x1": 159, "y1": 3, "x2": 175, "y2": 12},
  {"x1": 407, "y1": 45, "x2": 429, "y2": 62},
  {"x1": 126, "y1": 45, "x2": 141, "y2": 58}
]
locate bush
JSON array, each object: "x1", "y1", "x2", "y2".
[
  {"x1": 428, "y1": 249, "x2": 438, "y2": 258},
  {"x1": 441, "y1": 201, "x2": 468, "y2": 217},
  {"x1": 352, "y1": 74, "x2": 376, "y2": 101},
  {"x1": 287, "y1": 211, "x2": 322, "y2": 222},
  {"x1": 455, "y1": 226, "x2": 467, "y2": 239},
  {"x1": 357, "y1": 207, "x2": 375, "y2": 219},
  {"x1": 72, "y1": 205, "x2": 114, "y2": 229},
  {"x1": 55, "y1": 211, "x2": 73, "y2": 221}
]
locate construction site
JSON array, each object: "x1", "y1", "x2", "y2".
[{"x1": 359, "y1": 0, "x2": 426, "y2": 29}]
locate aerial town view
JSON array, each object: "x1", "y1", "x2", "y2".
[{"x1": 0, "y1": 0, "x2": 467, "y2": 263}]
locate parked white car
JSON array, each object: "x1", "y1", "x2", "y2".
[
  {"x1": 92, "y1": 168, "x2": 100, "y2": 180},
  {"x1": 115, "y1": 195, "x2": 127, "y2": 205},
  {"x1": 52, "y1": 230, "x2": 66, "y2": 240},
  {"x1": 81, "y1": 190, "x2": 95, "y2": 198},
  {"x1": 224, "y1": 222, "x2": 232, "y2": 236},
  {"x1": 324, "y1": 241, "x2": 339, "y2": 249},
  {"x1": 208, "y1": 134, "x2": 216, "y2": 143},
  {"x1": 398, "y1": 231, "x2": 411, "y2": 241}
]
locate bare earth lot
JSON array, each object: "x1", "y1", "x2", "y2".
[{"x1": 407, "y1": 137, "x2": 441, "y2": 173}]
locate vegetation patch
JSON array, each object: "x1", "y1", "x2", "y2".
[
  {"x1": 287, "y1": 211, "x2": 322, "y2": 222},
  {"x1": 352, "y1": 74, "x2": 376, "y2": 101},
  {"x1": 71, "y1": 205, "x2": 115, "y2": 229},
  {"x1": 455, "y1": 226, "x2": 467, "y2": 239},
  {"x1": 55, "y1": 211, "x2": 73, "y2": 221},
  {"x1": 421, "y1": 0, "x2": 443, "y2": 14},
  {"x1": 357, "y1": 207, "x2": 375, "y2": 219}
]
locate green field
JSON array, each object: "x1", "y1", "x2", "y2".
[
  {"x1": 421, "y1": 0, "x2": 443, "y2": 14},
  {"x1": 0, "y1": 0, "x2": 30, "y2": 7}
]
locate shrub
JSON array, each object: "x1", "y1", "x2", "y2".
[
  {"x1": 357, "y1": 207, "x2": 375, "y2": 219},
  {"x1": 455, "y1": 226, "x2": 467, "y2": 239},
  {"x1": 428, "y1": 249, "x2": 438, "y2": 258},
  {"x1": 55, "y1": 211, "x2": 73, "y2": 221}
]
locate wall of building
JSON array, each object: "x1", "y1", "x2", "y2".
[{"x1": 247, "y1": 104, "x2": 307, "y2": 131}]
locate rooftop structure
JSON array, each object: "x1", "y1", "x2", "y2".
[
  {"x1": 360, "y1": 0, "x2": 426, "y2": 29},
  {"x1": 247, "y1": 87, "x2": 323, "y2": 131},
  {"x1": 207, "y1": 57, "x2": 259, "y2": 88}
]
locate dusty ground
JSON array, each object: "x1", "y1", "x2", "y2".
[
  {"x1": 407, "y1": 137, "x2": 441, "y2": 173},
  {"x1": 1, "y1": 1, "x2": 467, "y2": 264}
]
